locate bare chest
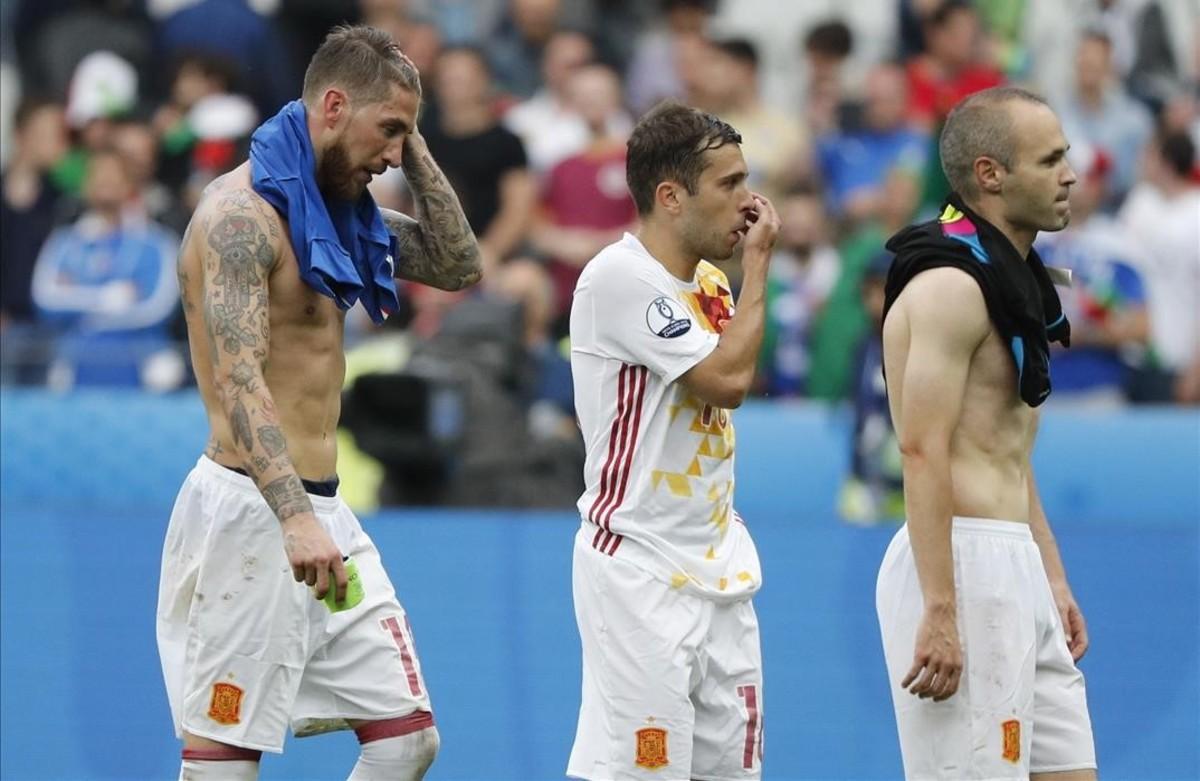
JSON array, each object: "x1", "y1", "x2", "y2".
[
  {"x1": 959, "y1": 327, "x2": 1037, "y2": 453},
  {"x1": 268, "y1": 249, "x2": 346, "y2": 351}
]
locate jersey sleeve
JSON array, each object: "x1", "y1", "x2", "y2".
[{"x1": 579, "y1": 254, "x2": 718, "y2": 383}]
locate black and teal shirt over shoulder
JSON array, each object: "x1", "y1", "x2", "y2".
[{"x1": 882, "y1": 196, "x2": 1071, "y2": 407}]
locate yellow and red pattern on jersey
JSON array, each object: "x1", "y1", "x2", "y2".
[
  {"x1": 682, "y1": 261, "x2": 735, "y2": 334},
  {"x1": 648, "y1": 262, "x2": 740, "y2": 580}
]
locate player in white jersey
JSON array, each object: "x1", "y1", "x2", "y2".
[{"x1": 567, "y1": 100, "x2": 781, "y2": 781}]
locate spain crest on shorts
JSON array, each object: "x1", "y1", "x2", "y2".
[
  {"x1": 635, "y1": 726, "x2": 669, "y2": 769},
  {"x1": 208, "y1": 682, "x2": 244, "y2": 725},
  {"x1": 1001, "y1": 719, "x2": 1021, "y2": 763}
]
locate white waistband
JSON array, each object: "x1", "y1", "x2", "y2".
[
  {"x1": 950, "y1": 516, "x2": 1033, "y2": 540},
  {"x1": 193, "y1": 455, "x2": 342, "y2": 513}
]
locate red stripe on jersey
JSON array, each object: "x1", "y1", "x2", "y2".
[
  {"x1": 592, "y1": 525, "x2": 606, "y2": 548},
  {"x1": 605, "y1": 533, "x2": 624, "y2": 556},
  {"x1": 591, "y1": 364, "x2": 638, "y2": 528},
  {"x1": 598, "y1": 366, "x2": 648, "y2": 531},
  {"x1": 589, "y1": 364, "x2": 630, "y2": 525}
]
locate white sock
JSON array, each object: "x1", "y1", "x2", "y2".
[{"x1": 347, "y1": 726, "x2": 440, "y2": 781}]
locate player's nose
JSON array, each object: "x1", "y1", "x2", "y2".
[{"x1": 382, "y1": 139, "x2": 403, "y2": 168}]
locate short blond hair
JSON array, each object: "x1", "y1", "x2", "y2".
[{"x1": 302, "y1": 25, "x2": 420, "y2": 108}]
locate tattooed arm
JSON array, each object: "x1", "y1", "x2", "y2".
[
  {"x1": 199, "y1": 191, "x2": 347, "y2": 601},
  {"x1": 380, "y1": 129, "x2": 483, "y2": 291}
]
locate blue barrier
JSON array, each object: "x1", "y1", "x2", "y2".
[{"x1": 1, "y1": 390, "x2": 1197, "y2": 779}]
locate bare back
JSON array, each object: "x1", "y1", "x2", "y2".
[
  {"x1": 882, "y1": 267, "x2": 1038, "y2": 522},
  {"x1": 179, "y1": 163, "x2": 346, "y2": 481}
]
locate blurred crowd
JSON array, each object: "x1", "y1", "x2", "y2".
[{"x1": 1, "y1": 0, "x2": 1197, "y2": 510}]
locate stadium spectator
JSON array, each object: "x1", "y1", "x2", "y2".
[
  {"x1": 838, "y1": 252, "x2": 903, "y2": 524},
  {"x1": 817, "y1": 62, "x2": 929, "y2": 224},
  {"x1": 756, "y1": 188, "x2": 839, "y2": 397},
  {"x1": 503, "y1": 29, "x2": 599, "y2": 177},
  {"x1": 57, "y1": 50, "x2": 141, "y2": 196},
  {"x1": 112, "y1": 117, "x2": 190, "y2": 234},
  {"x1": 1036, "y1": 144, "x2": 1151, "y2": 405},
  {"x1": 808, "y1": 168, "x2": 921, "y2": 401},
  {"x1": 800, "y1": 19, "x2": 854, "y2": 136},
  {"x1": 151, "y1": 52, "x2": 240, "y2": 197},
  {"x1": 697, "y1": 37, "x2": 809, "y2": 206},
  {"x1": 149, "y1": 0, "x2": 293, "y2": 118},
  {"x1": 529, "y1": 63, "x2": 637, "y2": 330},
  {"x1": 485, "y1": 0, "x2": 568, "y2": 100},
  {"x1": 31, "y1": 147, "x2": 180, "y2": 388},
  {"x1": 1053, "y1": 30, "x2": 1154, "y2": 206},
  {"x1": 1119, "y1": 130, "x2": 1200, "y2": 402},
  {"x1": 709, "y1": 1, "x2": 897, "y2": 117},
  {"x1": 1, "y1": 97, "x2": 70, "y2": 329},
  {"x1": 422, "y1": 46, "x2": 535, "y2": 273},
  {"x1": 904, "y1": 0, "x2": 1003, "y2": 131},
  {"x1": 624, "y1": 0, "x2": 714, "y2": 115},
  {"x1": 1126, "y1": 0, "x2": 1199, "y2": 111}
]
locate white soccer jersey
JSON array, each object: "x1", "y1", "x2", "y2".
[{"x1": 570, "y1": 233, "x2": 761, "y2": 601}]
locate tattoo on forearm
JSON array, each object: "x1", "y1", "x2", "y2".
[
  {"x1": 249, "y1": 455, "x2": 270, "y2": 476},
  {"x1": 257, "y1": 425, "x2": 286, "y2": 457},
  {"x1": 230, "y1": 398, "x2": 253, "y2": 451},
  {"x1": 261, "y1": 474, "x2": 312, "y2": 522},
  {"x1": 387, "y1": 150, "x2": 482, "y2": 290}
]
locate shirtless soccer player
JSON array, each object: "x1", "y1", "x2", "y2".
[
  {"x1": 156, "y1": 26, "x2": 481, "y2": 780},
  {"x1": 876, "y1": 87, "x2": 1097, "y2": 779},
  {"x1": 567, "y1": 101, "x2": 780, "y2": 781}
]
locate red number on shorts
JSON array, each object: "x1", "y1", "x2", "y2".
[
  {"x1": 381, "y1": 616, "x2": 423, "y2": 697},
  {"x1": 736, "y1": 683, "x2": 762, "y2": 769}
]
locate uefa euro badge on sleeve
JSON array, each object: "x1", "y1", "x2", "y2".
[{"x1": 646, "y1": 296, "x2": 691, "y2": 338}]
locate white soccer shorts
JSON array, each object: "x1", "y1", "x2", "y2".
[
  {"x1": 876, "y1": 517, "x2": 1096, "y2": 779},
  {"x1": 568, "y1": 527, "x2": 764, "y2": 781},
  {"x1": 157, "y1": 457, "x2": 433, "y2": 752}
]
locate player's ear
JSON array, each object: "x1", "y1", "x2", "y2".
[
  {"x1": 975, "y1": 155, "x2": 1004, "y2": 195},
  {"x1": 655, "y1": 181, "x2": 683, "y2": 216},
  {"x1": 321, "y1": 88, "x2": 351, "y2": 128}
]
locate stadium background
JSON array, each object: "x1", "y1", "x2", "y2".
[{"x1": 1, "y1": 1, "x2": 1198, "y2": 780}]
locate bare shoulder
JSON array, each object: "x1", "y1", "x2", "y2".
[
  {"x1": 892, "y1": 267, "x2": 990, "y2": 348},
  {"x1": 191, "y1": 165, "x2": 285, "y2": 268}
]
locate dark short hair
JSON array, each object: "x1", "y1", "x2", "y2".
[
  {"x1": 940, "y1": 86, "x2": 1050, "y2": 197},
  {"x1": 170, "y1": 51, "x2": 238, "y2": 93},
  {"x1": 626, "y1": 100, "x2": 742, "y2": 216},
  {"x1": 712, "y1": 37, "x2": 758, "y2": 69},
  {"x1": 804, "y1": 20, "x2": 853, "y2": 58},
  {"x1": 302, "y1": 25, "x2": 421, "y2": 107},
  {"x1": 1159, "y1": 130, "x2": 1196, "y2": 178},
  {"x1": 927, "y1": 0, "x2": 974, "y2": 28}
]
